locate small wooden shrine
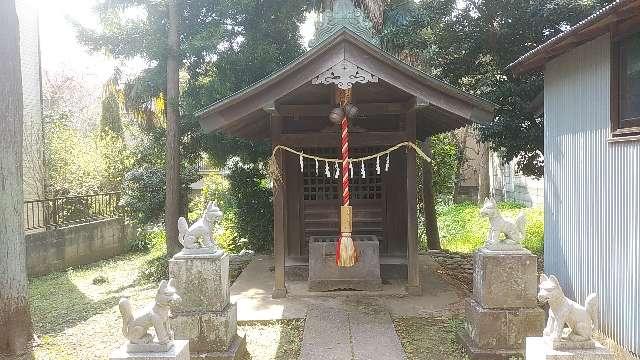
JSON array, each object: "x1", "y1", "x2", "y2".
[{"x1": 197, "y1": 0, "x2": 494, "y2": 297}]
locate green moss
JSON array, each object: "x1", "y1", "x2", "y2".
[{"x1": 431, "y1": 201, "x2": 544, "y2": 256}]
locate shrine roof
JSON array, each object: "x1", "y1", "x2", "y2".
[{"x1": 196, "y1": 28, "x2": 495, "y2": 139}]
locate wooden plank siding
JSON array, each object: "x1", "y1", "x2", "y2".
[{"x1": 544, "y1": 34, "x2": 640, "y2": 354}]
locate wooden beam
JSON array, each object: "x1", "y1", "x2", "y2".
[
  {"x1": 405, "y1": 109, "x2": 421, "y2": 296},
  {"x1": 271, "y1": 114, "x2": 287, "y2": 299},
  {"x1": 200, "y1": 43, "x2": 346, "y2": 132},
  {"x1": 276, "y1": 100, "x2": 416, "y2": 117},
  {"x1": 279, "y1": 131, "x2": 409, "y2": 147},
  {"x1": 344, "y1": 42, "x2": 494, "y2": 120}
]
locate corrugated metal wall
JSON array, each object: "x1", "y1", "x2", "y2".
[{"x1": 544, "y1": 34, "x2": 640, "y2": 355}]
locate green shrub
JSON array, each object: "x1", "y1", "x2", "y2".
[
  {"x1": 128, "y1": 226, "x2": 163, "y2": 252},
  {"x1": 227, "y1": 165, "x2": 273, "y2": 254},
  {"x1": 191, "y1": 172, "x2": 244, "y2": 253},
  {"x1": 433, "y1": 201, "x2": 544, "y2": 256},
  {"x1": 138, "y1": 255, "x2": 168, "y2": 284},
  {"x1": 137, "y1": 228, "x2": 169, "y2": 284}
]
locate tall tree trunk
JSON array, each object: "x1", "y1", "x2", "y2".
[
  {"x1": 422, "y1": 138, "x2": 441, "y2": 250},
  {"x1": 477, "y1": 140, "x2": 491, "y2": 204},
  {"x1": 452, "y1": 127, "x2": 469, "y2": 202},
  {"x1": 0, "y1": 1, "x2": 34, "y2": 357},
  {"x1": 165, "y1": 0, "x2": 181, "y2": 257}
]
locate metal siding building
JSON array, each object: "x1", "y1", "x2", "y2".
[{"x1": 544, "y1": 34, "x2": 640, "y2": 354}]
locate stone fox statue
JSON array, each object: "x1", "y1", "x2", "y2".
[
  {"x1": 480, "y1": 197, "x2": 526, "y2": 247},
  {"x1": 537, "y1": 274, "x2": 598, "y2": 342},
  {"x1": 177, "y1": 202, "x2": 222, "y2": 249},
  {"x1": 119, "y1": 279, "x2": 181, "y2": 345}
]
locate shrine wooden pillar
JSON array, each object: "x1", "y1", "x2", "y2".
[
  {"x1": 271, "y1": 114, "x2": 287, "y2": 298},
  {"x1": 406, "y1": 108, "x2": 422, "y2": 295}
]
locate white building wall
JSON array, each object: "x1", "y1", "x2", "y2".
[
  {"x1": 16, "y1": 0, "x2": 44, "y2": 201},
  {"x1": 489, "y1": 153, "x2": 544, "y2": 207},
  {"x1": 544, "y1": 34, "x2": 640, "y2": 355}
]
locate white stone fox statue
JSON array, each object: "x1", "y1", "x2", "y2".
[
  {"x1": 537, "y1": 274, "x2": 598, "y2": 342},
  {"x1": 177, "y1": 202, "x2": 222, "y2": 249},
  {"x1": 479, "y1": 197, "x2": 526, "y2": 249},
  {"x1": 119, "y1": 279, "x2": 181, "y2": 345}
]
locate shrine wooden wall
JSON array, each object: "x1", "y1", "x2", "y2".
[{"x1": 277, "y1": 111, "x2": 411, "y2": 262}]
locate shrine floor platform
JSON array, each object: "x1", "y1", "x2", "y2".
[{"x1": 230, "y1": 254, "x2": 466, "y2": 321}]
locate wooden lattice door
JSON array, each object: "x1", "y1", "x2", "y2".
[{"x1": 299, "y1": 147, "x2": 386, "y2": 256}]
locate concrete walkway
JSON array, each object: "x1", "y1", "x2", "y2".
[
  {"x1": 301, "y1": 300, "x2": 404, "y2": 360},
  {"x1": 230, "y1": 255, "x2": 466, "y2": 360},
  {"x1": 230, "y1": 255, "x2": 465, "y2": 321}
]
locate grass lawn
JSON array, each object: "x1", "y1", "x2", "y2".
[
  {"x1": 240, "y1": 320, "x2": 305, "y2": 360},
  {"x1": 30, "y1": 252, "x2": 158, "y2": 360},
  {"x1": 394, "y1": 316, "x2": 469, "y2": 360},
  {"x1": 29, "y1": 252, "x2": 305, "y2": 360},
  {"x1": 430, "y1": 201, "x2": 544, "y2": 256}
]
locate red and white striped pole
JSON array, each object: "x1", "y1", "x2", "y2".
[
  {"x1": 336, "y1": 113, "x2": 356, "y2": 267},
  {"x1": 341, "y1": 115, "x2": 350, "y2": 208}
]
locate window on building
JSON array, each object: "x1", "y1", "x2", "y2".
[{"x1": 612, "y1": 31, "x2": 640, "y2": 137}]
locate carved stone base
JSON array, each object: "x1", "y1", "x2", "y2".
[
  {"x1": 191, "y1": 335, "x2": 248, "y2": 360},
  {"x1": 126, "y1": 342, "x2": 174, "y2": 353},
  {"x1": 548, "y1": 337, "x2": 597, "y2": 351},
  {"x1": 110, "y1": 340, "x2": 189, "y2": 360},
  {"x1": 464, "y1": 298, "x2": 545, "y2": 350},
  {"x1": 526, "y1": 337, "x2": 615, "y2": 360},
  {"x1": 169, "y1": 251, "x2": 229, "y2": 313},
  {"x1": 461, "y1": 248, "x2": 544, "y2": 359},
  {"x1": 484, "y1": 242, "x2": 525, "y2": 252},
  {"x1": 473, "y1": 248, "x2": 538, "y2": 309},
  {"x1": 171, "y1": 303, "x2": 238, "y2": 354},
  {"x1": 177, "y1": 248, "x2": 223, "y2": 256},
  {"x1": 458, "y1": 331, "x2": 523, "y2": 360}
]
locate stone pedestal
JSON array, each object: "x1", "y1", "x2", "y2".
[
  {"x1": 460, "y1": 248, "x2": 544, "y2": 359},
  {"x1": 308, "y1": 236, "x2": 382, "y2": 292},
  {"x1": 169, "y1": 251, "x2": 247, "y2": 360},
  {"x1": 110, "y1": 340, "x2": 190, "y2": 360},
  {"x1": 526, "y1": 337, "x2": 615, "y2": 360}
]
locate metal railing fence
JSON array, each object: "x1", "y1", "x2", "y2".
[{"x1": 23, "y1": 192, "x2": 121, "y2": 231}]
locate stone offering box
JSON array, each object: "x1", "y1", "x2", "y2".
[
  {"x1": 110, "y1": 340, "x2": 189, "y2": 360},
  {"x1": 308, "y1": 235, "x2": 382, "y2": 292},
  {"x1": 460, "y1": 248, "x2": 545, "y2": 359}
]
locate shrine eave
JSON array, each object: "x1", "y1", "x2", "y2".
[{"x1": 196, "y1": 28, "x2": 495, "y2": 138}]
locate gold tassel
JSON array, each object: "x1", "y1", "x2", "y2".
[{"x1": 337, "y1": 206, "x2": 357, "y2": 267}]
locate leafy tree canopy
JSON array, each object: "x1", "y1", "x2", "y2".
[
  {"x1": 380, "y1": 0, "x2": 614, "y2": 177},
  {"x1": 76, "y1": 0, "x2": 310, "y2": 165},
  {"x1": 76, "y1": 0, "x2": 312, "y2": 238}
]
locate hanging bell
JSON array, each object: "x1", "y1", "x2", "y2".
[
  {"x1": 329, "y1": 107, "x2": 345, "y2": 124},
  {"x1": 344, "y1": 103, "x2": 359, "y2": 119}
]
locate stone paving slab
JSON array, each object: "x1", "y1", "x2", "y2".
[
  {"x1": 301, "y1": 305, "x2": 352, "y2": 360},
  {"x1": 348, "y1": 300, "x2": 405, "y2": 360},
  {"x1": 301, "y1": 301, "x2": 405, "y2": 360}
]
